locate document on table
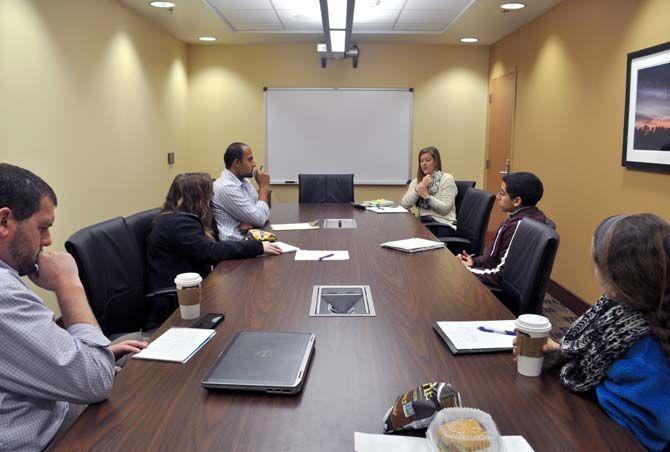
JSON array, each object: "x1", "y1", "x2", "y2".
[
  {"x1": 353, "y1": 432, "x2": 534, "y2": 452},
  {"x1": 366, "y1": 206, "x2": 409, "y2": 213},
  {"x1": 381, "y1": 237, "x2": 445, "y2": 253},
  {"x1": 433, "y1": 320, "x2": 516, "y2": 354},
  {"x1": 132, "y1": 327, "x2": 215, "y2": 363},
  {"x1": 294, "y1": 250, "x2": 349, "y2": 261},
  {"x1": 274, "y1": 241, "x2": 300, "y2": 253},
  {"x1": 270, "y1": 222, "x2": 319, "y2": 231}
]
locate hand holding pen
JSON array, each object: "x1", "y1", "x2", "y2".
[{"x1": 457, "y1": 250, "x2": 474, "y2": 267}]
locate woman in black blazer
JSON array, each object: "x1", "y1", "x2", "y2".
[{"x1": 146, "y1": 172, "x2": 280, "y2": 326}]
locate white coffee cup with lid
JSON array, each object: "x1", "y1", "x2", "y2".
[
  {"x1": 174, "y1": 273, "x2": 203, "y2": 320},
  {"x1": 515, "y1": 314, "x2": 552, "y2": 377}
]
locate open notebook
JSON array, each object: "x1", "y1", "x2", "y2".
[
  {"x1": 133, "y1": 327, "x2": 215, "y2": 363},
  {"x1": 381, "y1": 238, "x2": 445, "y2": 253}
]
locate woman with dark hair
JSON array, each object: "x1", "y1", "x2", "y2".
[
  {"x1": 399, "y1": 146, "x2": 457, "y2": 236},
  {"x1": 146, "y1": 173, "x2": 281, "y2": 325},
  {"x1": 514, "y1": 213, "x2": 670, "y2": 450}
]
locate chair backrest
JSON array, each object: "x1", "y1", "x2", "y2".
[
  {"x1": 298, "y1": 174, "x2": 355, "y2": 203},
  {"x1": 500, "y1": 218, "x2": 559, "y2": 315},
  {"x1": 65, "y1": 217, "x2": 146, "y2": 337},
  {"x1": 454, "y1": 180, "x2": 476, "y2": 215},
  {"x1": 125, "y1": 208, "x2": 160, "y2": 259},
  {"x1": 455, "y1": 188, "x2": 495, "y2": 255}
]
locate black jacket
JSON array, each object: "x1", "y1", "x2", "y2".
[{"x1": 145, "y1": 212, "x2": 263, "y2": 325}]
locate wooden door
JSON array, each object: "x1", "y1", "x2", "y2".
[{"x1": 485, "y1": 71, "x2": 516, "y2": 234}]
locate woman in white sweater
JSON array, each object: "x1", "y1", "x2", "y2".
[{"x1": 400, "y1": 146, "x2": 457, "y2": 236}]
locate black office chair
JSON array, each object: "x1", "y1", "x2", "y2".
[
  {"x1": 495, "y1": 218, "x2": 559, "y2": 316},
  {"x1": 125, "y1": 207, "x2": 160, "y2": 260},
  {"x1": 65, "y1": 212, "x2": 174, "y2": 338},
  {"x1": 439, "y1": 188, "x2": 495, "y2": 255},
  {"x1": 298, "y1": 174, "x2": 355, "y2": 203},
  {"x1": 454, "y1": 180, "x2": 476, "y2": 215}
]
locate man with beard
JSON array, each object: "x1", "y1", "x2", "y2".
[
  {"x1": 0, "y1": 163, "x2": 147, "y2": 451},
  {"x1": 212, "y1": 142, "x2": 272, "y2": 240}
]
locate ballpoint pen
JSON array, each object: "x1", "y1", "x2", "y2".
[
  {"x1": 319, "y1": 253, "x2": 335, "y2": 260},
  {"x1": 478, "y1": 326, "x2": 515, "y2": 336}
]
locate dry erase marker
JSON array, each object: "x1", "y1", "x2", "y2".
[
  {"x1": 478, "y1": 326, "x2": 515, "y2": 336},
  {"x1": 319, "y1": 253, "x2": 334, "y2": 260}
]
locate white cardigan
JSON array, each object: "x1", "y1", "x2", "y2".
[{"x1": 400, "y1": 172, "x2": 457, "y2": 229}]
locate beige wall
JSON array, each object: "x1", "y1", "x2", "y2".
[
  {"x1": 187, "y1": 44, "x2": 490, "y2": 203},
  {"x1": 490, "y1": 0, "x2": 670, "y2": 303},
  {"x1": 0, "y1": 0, "x2": 188, "y2": 312}
]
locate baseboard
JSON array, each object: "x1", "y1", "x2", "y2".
[{"x1": 546, "y1": 280, "x2": 590, "y2": 316}]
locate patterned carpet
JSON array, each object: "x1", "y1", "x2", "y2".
[{"x1": 542, "y1": 294, "x2": 579, "y2": 342}]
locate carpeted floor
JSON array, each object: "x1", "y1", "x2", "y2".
[{"x1": 542, "y1": 294, "x2": 579, "y2": 342}]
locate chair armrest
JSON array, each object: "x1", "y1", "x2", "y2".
[
  {"x1": 146, "y1": 287, "x2": 177, "y2": 299},
  {"x1": 439, "y1": 237, "x2": 471, "y2": 245}
]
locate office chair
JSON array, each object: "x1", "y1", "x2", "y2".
[
  {"x1": 454, "y1": 180, "x2": 476, "y2": 215},
  {"x1": 494, "y1": 218, "x2": 559, "y2": 316},
  {"x1": 125, "y1": 207, "x2": 160, "y2": 259},
  {"x1": 65, "y1": 213, "x2": 174, "y2": 338},
  {"x1": 437, "y1": 188, "x2": 495, "y2": 256},
  {"x1": 298, "y1": 174, "x2": 355, "y2": 203}
]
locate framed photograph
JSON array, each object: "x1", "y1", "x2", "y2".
[{"x1": 622, "y1": 42, "x2": 670, "y2": 171}]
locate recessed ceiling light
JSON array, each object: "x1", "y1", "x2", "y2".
[
  {"x1": 500, "y1": 2, "x2": 526, "y2": 10},
  {"x1": 460, "y1": 37, "x2": 479, "y2": 43},
  {"x1": 150, "y1": 1, "x2": 175, "y2": 8},
  {"x1": 198, "y1": 36, "x2": 217, "y2": 42}
]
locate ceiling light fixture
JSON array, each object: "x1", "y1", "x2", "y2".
[
  {"x1": 460, "y1": 37, "x2": 479, "y2": 43},
  {"x1": 500, "y1": 2, "x2": 526, "y2": 10},
  {"x1": 150, "y1": 1, "x2": 175, "y2": 8},
  {"x1": 317, "y1": 0, "x2": 359, "y2": 68},
  {"x1": 198, "y1": 36, "x2": 217, "y2": 42}
]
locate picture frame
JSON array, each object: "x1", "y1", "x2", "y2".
[{"x1": 621, "y1": 42, "x2": 670, "y2": 172}]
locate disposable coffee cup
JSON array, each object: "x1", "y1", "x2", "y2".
[
  {"x1": 515, "y1": 314, "x2": 552, "y2": 377},
  {"x1": 174, "y1": 273, "x2": 203, "y2": 320}
]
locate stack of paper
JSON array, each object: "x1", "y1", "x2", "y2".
[
  {"x1": 366, "y1": 206, "x2": 409, "y2": 214},
  {"x1": 132, "y1": 327, "x2": 215, "y2": 363},
  {"x1": 353, "y1": 432, "x2": 534, "y2": 452},
  {"x1": 295, "y1": 250, "x2": 350, "y2": 261},
  {"x1": 433, "y1": 320, "x2": 516, "y2": 354},
  {"x1": 270, "y1": 222, "x2": 319, "y2": 231},
  {"x1": 380, "y1": 237, "x2": 445, "y2": 253},
  {"x1": 274, "y1": 241, "x2": 300, "y2": 253}
]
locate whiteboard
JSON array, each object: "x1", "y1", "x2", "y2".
[{"x1": 265, "y1": 88, "x2": 412, "y2": 185}]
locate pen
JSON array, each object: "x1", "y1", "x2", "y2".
[
  {"x1": 478, "y1": 326, "x2": 515, "y2": 336},
  {"x1": 137, "y1": 328, "x2": 143, "y2": 341},
  {"x1": 319, "y1": 253, "x2": 335, "y2": 260}
]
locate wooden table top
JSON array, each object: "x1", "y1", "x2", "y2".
[{"x1": 51, "y1": 204, "x2": 642, "y2": 451}]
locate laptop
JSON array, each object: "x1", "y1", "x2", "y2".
[{"x1": 201, "y1": 331, "x2": 315, "y2": 394}]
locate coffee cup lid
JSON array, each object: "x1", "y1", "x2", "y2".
[
  {"x1": 174, "y1": 272, "x2": 202, "y2": 287},
  {"x1": 515, "y1": 314, "x2": 552, "y2": 333}
]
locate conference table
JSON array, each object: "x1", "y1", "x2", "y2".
[{"x1": 52, "y1": 204, "x2": 643, "y2": 451}]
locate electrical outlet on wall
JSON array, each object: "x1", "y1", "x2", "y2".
[{"x1": 167, "y1": 152, "x2": 175, "y2": 165}]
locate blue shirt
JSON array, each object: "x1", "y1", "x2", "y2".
[
  {"x1": 597, "y1": 335, "x2": 670, "y2": 451},
  {"x1": 212, "y1": 169, "x2": 270, "y2": 241},
  {"x1": 0, "y1": 258, "x2": 115, "y2": 452}
]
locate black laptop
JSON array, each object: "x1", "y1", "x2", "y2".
[{"x1": 201, "y1": 331, "x2": 315, "y2": 394}]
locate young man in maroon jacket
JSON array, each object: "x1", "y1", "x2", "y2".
[{"x1": 458, "y1": 172, "x2": 551, "y2": 289}]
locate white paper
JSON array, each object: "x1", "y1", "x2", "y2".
[
  {"x1": 381, "y1": 238, "x2": 445, "y2": 253},
  {"x1": 270, "y1": 222, "x2": 319, "y2": 231},
  {"x1": 353, "y1": 433, "x2": 534, "y2": 452},
  {"x1": 294, "y1": 250, "x2": 350, "y2": 261},
  {"x1": 435, "y1": 320, "x2": 516, "y2": 352},
  {"x1": 366, "y1": 206, "x2": 409, "y2": 213},
  {"x1": 132, "y1": 327, "x2": 215, "y2": 363},
  {"x1": 274, "y1": 241, "x2": 299, "y2": 253}
]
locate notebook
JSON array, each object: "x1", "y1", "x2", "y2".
[
  {"x1": 201, "y1": 331, "x2": 315, "y2": 394},
  {"x1": 132, "y1": 327, "x2": 215, "y2": 363},
  {"x1": 433, "y1": 320, "x2": 516, "y2": 354},
  {"x1": 380, "y1": 237, "x2": 445, "y2": 253}
]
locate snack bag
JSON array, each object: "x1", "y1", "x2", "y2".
[
  {"x1": 246, "y1": 229, "x2": 277, "y2": 242},
  {"x1": 383, "y1": 382, "x2": 462, "y2": 433}
]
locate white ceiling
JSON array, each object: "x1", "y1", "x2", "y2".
[{"x1": 118, "y1": 0, "x2": 562, "y2": 45}]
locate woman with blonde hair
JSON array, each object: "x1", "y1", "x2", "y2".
[
  {"x1": 514, "y1": 213, "x2": 670, "y2": 450},
  {"x1": 146, "y1": 173, "x2": 280, "y2": 325},
  {"x1": 400, "y1": 146, "x2": 457, "y2": 236}
]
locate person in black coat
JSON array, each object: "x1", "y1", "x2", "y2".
[{"x1": 146, "y1": 172, "x2": 281, "y2": 326}]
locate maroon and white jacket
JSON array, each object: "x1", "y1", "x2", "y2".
[{"x1": 469, "y1": 206, "x2": 550, "y2": 288}]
